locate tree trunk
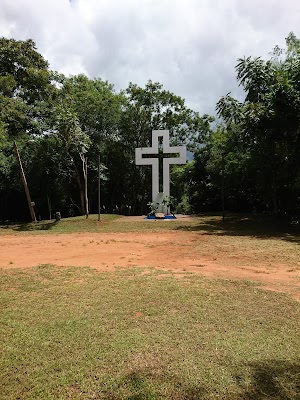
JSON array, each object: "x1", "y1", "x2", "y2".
[
  {"x1": 272, "y1": 170, "x2": 278, "y2": 216},
  {"x1": 73, "y1": 162, "x2": 85, "y2": 215},
  {"x1": 221, "y1": 153, "x2": 225, "y2": 223},
  {"x1": 47, "y1": 191, "x2": 52, "y2": 220},
  {"x1": 80, "y1": 153, "x2": 89, "y2": 219},
  {"x1": 13, "y1": 141, "x2": 37, "y2": 222}
]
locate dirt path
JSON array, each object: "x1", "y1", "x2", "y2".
[{"x1": 0, "y1": 231, "x2": 299, "y2": 301}]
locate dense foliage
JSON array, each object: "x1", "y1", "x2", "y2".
[
  {"x1": 174, "y1": 33, "x2": 300, "y2": 217},
  {"x1": 0, "y1": 35, "x2": 299, "y2": 220}
]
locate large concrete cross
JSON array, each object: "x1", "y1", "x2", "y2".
[{"x1": 135, "y1": 130, "x2": 186, "y2": 212}]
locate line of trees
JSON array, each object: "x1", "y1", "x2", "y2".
[{"x1": 0, "y1": 35, "x2": 300, "y2": 220}]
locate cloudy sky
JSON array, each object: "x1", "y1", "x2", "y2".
[{"x1": 1, "y1": 0, "x2": 300, "y2": 115}]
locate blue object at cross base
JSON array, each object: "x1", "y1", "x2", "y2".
[{"x1": 144, "y1": 215, "x2": 177, "y2": 220}]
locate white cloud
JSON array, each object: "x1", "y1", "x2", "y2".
[{"x1": 1, "y1": 0, "x2": 300, "y2": 115}]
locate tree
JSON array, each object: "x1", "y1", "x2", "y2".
[
  {"x1": 54, "y1": 106, "x2": 91, "y2": 217},
  {"x1": 55, "y1": 74, "x2": 123, "y2": 215},
  {"x1": 216, "y1": 33, "x2": 300, "y2": 216},
  {"x1": 0, "y1": 38, "x2": 61, "y2": 220},
  {"x1": 24, "y1": 135, "x2": 75, "y2": 220},
  {"x1": 0, "y1": 38, "x2": 55, "y2": 138},
  {"x1": 116, "y1": 80, "x2": 212, "y2": 213}
]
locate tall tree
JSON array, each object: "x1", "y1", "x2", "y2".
[
  {"x1": 56, "y1": 74, "x2": 123, "y2": 214},
  {"x1": 216, "y1": 33, "x2": 300, "y2": 216},
  {"x1": 54, "y1": 106, "x2": 91, "y2": 217},
  {"x1": 115, "y1": 80, "x2": 211, "y2": 213},
  {"x1": 0, "y1": 38, "x2": 55, "y2": 138},
  {"x1": 0, "y1": 38, "x2": 58, "y2": 220}
]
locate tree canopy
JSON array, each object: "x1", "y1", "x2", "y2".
[{"x1": 214, "y1": 33, "x2": 300, "y2": 215}]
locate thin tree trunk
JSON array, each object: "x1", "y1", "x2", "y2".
[
  {"x1": 47, "y1": 191, "x2": 52, "y2": 220},
  {"x1": 272, "y1": 170, "x2": 278, "y2": 216},
  {"x1": 73, "y1": 162, "x2": 85, "y2": 215},
  {"x1": 13, "y1": 141, "x2": 37, "y2": 222},
  {"x1": 80, "y1": 153, "x2": 89, "y2": 219},
  {"x1": 221, "y1": 153, "x2": 225, "y2": 223},
  {"x1": 98, "y1": 155, "x2": 101, "y2": 221},
  {"x1": 84, "y1": 156, "x2": 89, "y2": 219}
]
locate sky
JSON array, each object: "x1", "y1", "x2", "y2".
[{"x1": 1, "y1": 0, "x2": 300, "y2": 116}]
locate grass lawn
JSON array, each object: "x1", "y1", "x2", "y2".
[
  {"x1": 0, "y1": 213, "x2": 299, "y2": 240},
  {"x1": 0, "y1": 264, "x2": 299, "y2": 399},
  {"x1": 0, "y1": 214, "x2": 299, "y2": 399}
]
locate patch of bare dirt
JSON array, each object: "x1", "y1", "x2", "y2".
[{"x1": 0, "y1": 231, "x2": 299, "y2": 301}]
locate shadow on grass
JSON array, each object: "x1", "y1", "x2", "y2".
[
  {"x1": 234, "y1": 359, "x2": 300, "y2": 400},
  {"x1": 0, "y1": 220, "x2": 58, "y2": 232},
  {"x1": 106, "y1": 359, "x2": 300, "y2": 399},
  {"x1": 175, "y1": 214, "x2": 300, "y2": 244},
  {"x1": 106, "y1": 371, "x2": 207, "y2": 399}
]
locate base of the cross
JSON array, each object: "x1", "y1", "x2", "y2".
[
  {"x1": 164, "y1": 215, "x2": 177, "y2": 219},
  {"x1": 144, "y1": 213, "x2": 177, "y2": 220},
  {"x1": 153, "y1": 193, "x2": 165, "y2": 213}
]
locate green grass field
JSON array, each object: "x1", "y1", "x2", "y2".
[
  {"x1": 0, "y1": 214, "x2": 299, "y2": 399},
  {"x1": 0, "y1": 213, "x2": 299, "y2": 240}
]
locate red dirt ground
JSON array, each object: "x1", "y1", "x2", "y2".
[{"x1": 0, "y1": 230, "x2": 299, "y2": 301}]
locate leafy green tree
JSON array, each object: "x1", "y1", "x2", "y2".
[
  {"x1": 60, "y1": 75, "x2": 123, "y2": 141},
  {"x1": 120, "y1": 81, "x2": 209, "y2": 147},
  {"x1": 54, "y1": 105, "x2": 91, "y2": 217},
  {"x1": 115, "y1": 80, "x2": 212, "y2": 213},
  {"x1": 0, "y1": 38, "x2": 61, "y2": 220},
  {"x1": 55, "y1": 74, "x2": 123, "y2": 215},
  {"x1": 216, "y1": 33, "x2": 300, "y2": 216},
  {"x1": 0, "y1": 38, "x2": 55, "y2": 138}
]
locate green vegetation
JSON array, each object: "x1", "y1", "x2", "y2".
[
  {"x1": 1, "y1": 34, "x2": 300, "y2": 221},
  {"x1": 0, "y1": 213, "x2": 299, "y2": 239},
  {"x1": 1, "y1": 264, "x2": 299, "y2": 399}
]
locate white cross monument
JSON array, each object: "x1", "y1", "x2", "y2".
[{"x1": 135, "y1": 130, "x2": 186, "y2": 214}]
